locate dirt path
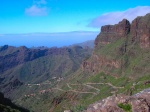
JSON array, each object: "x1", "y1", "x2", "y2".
[
  {"x1": 83, "y1": 84, "x2": 100, "y2": 92},
  {"x1": 69, "y1": 90, "x2": 96, "y2": 95},
  {"x1": 86, "y1": 82, "x2": 124, "y2": 89},
  {"x1": 25, "y1": 82, "x2": 123, "y2": 97}
]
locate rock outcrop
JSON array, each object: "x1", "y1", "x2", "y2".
[
  {"x1": 85, "y1": 88, "x2": 150, "y2": 112},
  {"x1": 95, "y1": 19, "x2": 130, "y2": 48},
  {"x1": 82, "y1": 55, "x2": 120, "y2": 74},
  {"x1": 131, "y1": 14, "x2": 150, "y2": 48},
  {"x1": 101, "y1": 19, "x2": 130, "y2": 36},
  {"x1": 95, "y1": 13, "x2": 150, "y2": 49}
]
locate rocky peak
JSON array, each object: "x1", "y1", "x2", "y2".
[
  {"x1": 95, "y1": 13, "x2": 150, "y2": 49},
  {"x1": 101, "y1": 19, "x2": 130, "y2": 37},
  {"x1": 95, "y1": 19, "x2": 130, "y2": 48},
  {"x1": 117, "y1": 19, "x2": 131, "y2": 36}
]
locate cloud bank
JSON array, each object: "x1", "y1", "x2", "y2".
[
  {"x1": 88, "y1": 6, "x2": 150, "y2": 28},
  {"x1": 25, "y1": 0, "x2": 48, "y2": 16}
]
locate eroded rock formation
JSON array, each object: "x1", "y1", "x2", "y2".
[
  {"x1": 95, "y1": 13, "x2": 150, "y2": 49},
  {"x1": 82, "y1": 55, "x2": 120, "y2": 74},
  {"x1": 95, "y1": 19, "x2": 130, "y2": 48},
  {"x1": 85, "y1": 88, "x2": 150, "y2": 112},
  {"x1": 131, "y1": 14, "x2": 150, "y2": 48},
  {"x1": 82, "y1": 13, "x2": 150, "y2": 74}
]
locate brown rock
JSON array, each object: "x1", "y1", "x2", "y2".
[
  {"x1": 101, "y1": 19, "x2": 130, "y2": 37},
  {"x1": 95, "y1": 13, "x2": 150, "y2": 49},
  {"x1": 130, "y1": 13, "x2": 150, "y2": 48},
  {"x1": 81, "y1": 55, "x2": 120, "y2": 75},
  {"x1": 95, "y1": 19, "x2": 130, "y2": 48},
  {"x1": 85, "y1": 89, "x2": 150, "y2": 112}
]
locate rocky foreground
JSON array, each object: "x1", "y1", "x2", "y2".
[{"x1": 85, "y1": 88, "x2": 150, "y2": 112}]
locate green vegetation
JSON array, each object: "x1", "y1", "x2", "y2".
[
  {"x1": 118, "y1": 103, "x2": 132, "y2": 112},
  {"x1": 71, "y1": 105, "x2": 85, "y2": 112}
]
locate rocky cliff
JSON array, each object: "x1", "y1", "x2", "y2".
[
  {"x1": 81, "y1": 55, "x2": 120, "y2": 75},
  {"x1": 95, "y1": 19, "x2": 130, "y2": 48},
  {"x1": 95, "y1": 13, "x2": 150, "y2": 49},
  {"x1": 82, "y1": 13, "x2": 150, "y2": 75},
  {"x1": 131, "y1": 14, "x2": 150, "y2": 48}
]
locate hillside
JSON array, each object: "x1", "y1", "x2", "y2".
[{"x1": 0, "y1": 45, "x2": 92, "y2": 98}]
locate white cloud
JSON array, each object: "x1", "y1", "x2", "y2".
[
  {"x1": 25, "y1": 0, "x2": 48, "y2": 16},
  {"x1": 88, "y1": 6, "x2": 150, "y2": 28},
  {"x1": 25, "y1": 5, "x2": 48, "y2": 16}
]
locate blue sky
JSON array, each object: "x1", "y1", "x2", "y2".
[{"x1": 0, "y1": 0, "x2": 150, "y2": 47}]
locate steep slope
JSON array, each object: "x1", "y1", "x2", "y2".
[{"x1": 0, "y1": 92, "x2": 29, "y2": 112}]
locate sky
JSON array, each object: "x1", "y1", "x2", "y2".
[{"x1": 0, "y1": 0, "x2": 150, "y2": 47}]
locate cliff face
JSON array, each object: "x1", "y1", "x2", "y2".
[
  {"x1": 95, "y1": 19, "x2": 130, "y2": 48},
  {"x1": 82, "y1": 13, "x2": 150, "y2": 75},
  {"x1": 101, "y1": 19, "x2": 130, "y2": 36},
  {"x1": 81, "y1": 55, "x2": 120, "y2": 75},
  {"x1": 131, "y1": 14, "x2": 150, "y2": 48},
  {"x1": 95, "y1": 13, "x2": 150, "y2": 49}
]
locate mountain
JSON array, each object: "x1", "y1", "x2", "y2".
[
  {"x1": 82, "y1": 13, "x2": 150, "y2": 77},
  {"x1": 0, "y1": 45, "x2": 92, "y2": 98},
  {"x1": 0, "y1": 13, "x2": 150, "y2": 112}
]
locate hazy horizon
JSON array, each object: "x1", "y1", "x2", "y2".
[
  {"x1": 0, "y1": 0, "x2": 150, "y2": 47},
  {"x1": 0, "y1": 31, "x2": 98, "y2": 47}
]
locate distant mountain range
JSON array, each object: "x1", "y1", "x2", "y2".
[{"x1": 70, "y1": 40, "x2": 94, "y2": 49}]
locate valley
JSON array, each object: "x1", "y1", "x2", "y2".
[{"x1": 0, "y1": 13, "x2": 150, "y2": 112}]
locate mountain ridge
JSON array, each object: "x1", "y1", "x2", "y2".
[{"x1": 0, "y1": 45, "x2": 92, "y2": 99}]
